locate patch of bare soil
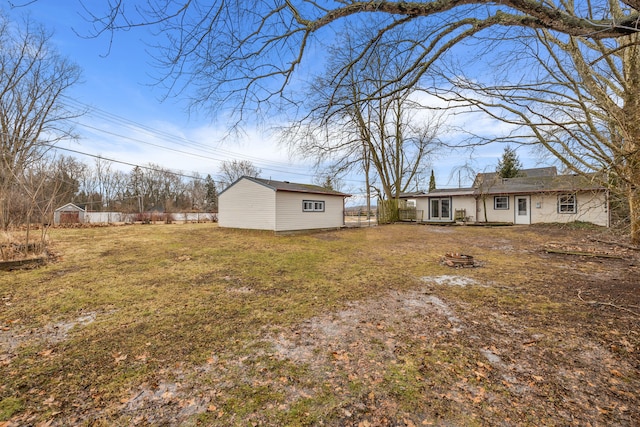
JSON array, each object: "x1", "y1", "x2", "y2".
[{"x1": 0, "y1": 312, "x2": 98, "y2": 366}]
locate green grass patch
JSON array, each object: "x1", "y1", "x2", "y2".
[{"x1": 0, "y1": 397, "x2": 24, "y2": 420}]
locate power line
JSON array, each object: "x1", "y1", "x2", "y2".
[
  {"x1": 62, "y1": 97, "x2": 315, "y2": 173},
  {"x1": 45, "y1": 142, "x2": 206, "y2": 181},
  {"x1": 61, "y1": 96, "x2": 367, "y2": 186}
]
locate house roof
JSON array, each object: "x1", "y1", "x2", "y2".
[
  {"x1": 399, "y1": 191, "x2": 427, "y2": 198},
  {"x1": 221, "y1": 176, "x2": 351, "y2": 197},
  {"x1": 399, "y1": 167, "x2": 606, "y2": 199},
  {"x1": 474, "y1": 173, "x2": 606, "y2": 195},
  {"x1": 421, "y1": 187, "x2": 476, "y2": 197},
  {"x1": 473, "y1": 166, "x2": 558, "y2": 186},
  {"x1": 401, "y1": 188, "x2": 475, "y2": 198}
]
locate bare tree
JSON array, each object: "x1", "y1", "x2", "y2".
[
  {"x1": 93, "y1": 157, "x2": 118, "y2": 211},
  {"x1": 0, "y1": 11, "x2": 82, "y2": 229},
  {"x1": 108, "y1": 169, "x2": 130, "y2": 211},
  {"x1": 436, "y1": 27, "x2": 640, "y2": 242},
  {"x1": 218, "y1": 160, "x2": 261, "y2": 189},
  {"x1": 49, "y1": 155, "x2": 85, "y2": 208},
  {"x1": 286, "y1": 26, "x2": 442, "y2": 206},
  {"x1": 79, "y1": 1, "x2": 638, "y2": 118}
]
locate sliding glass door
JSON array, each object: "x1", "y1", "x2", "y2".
[{"x1": 430, "y1": 198, "x2": 451, "y2": 221}]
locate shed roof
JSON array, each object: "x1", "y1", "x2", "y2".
[
  {"x1": 221, "y1": 176, "x2": 351, "y2": 197},
  {"x1": 54, "y1": 203, "x2": 85, "y2": 212}
]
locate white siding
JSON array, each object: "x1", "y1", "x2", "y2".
[
  {"x1": 415, "y1": 194, "x2": 476, "y2": 222},
  {"x1": 413, "y1": 198, "x2": 430, "y2": 220},
  {"x1": 475, "y1": 191, "x2": 608, "y2": 226},
  {"x1": 531, "y1": 191, "x2": 609, "y2": 227},
  {"x1": 275, "y1": 192, "x2": 344, "y2": 232},
  {"x1": 452, "y1": 196, "x2": 476, "y2": 222},
  {"x1": 477, "y1": 195, "x2": 516, "y2": 223},
  {"x1": 218, "y1": 179, "x2": 276, "y2": 230}
]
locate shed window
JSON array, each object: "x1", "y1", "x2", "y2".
[
  {"x1": 494, "y1": 196, "x2": 509, "y2": 210},
  {"x1": 303, "y1": 200, "x2": 325, "y2": 212},
  {"x1": 558, "y1": 194, "x2": 576, "y2": 213}
]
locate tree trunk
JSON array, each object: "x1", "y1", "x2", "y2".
[
  {"x1": 629, "y1": 187, "x2": 640, "y2": 245},
  {"x1": 623, "y1": 35, "x2": 640, "y2": 245}
]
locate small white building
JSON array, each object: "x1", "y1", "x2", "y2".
[
  {"x1": 53, "y1": 203, "x2": 86, "y2": 224},
  {"x1": 218, "y1": 176, "x2": 351, "y2": 233}
]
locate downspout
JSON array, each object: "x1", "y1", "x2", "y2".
[
  {"x1": 607, "y1": 188, "x2": 611, "y2": 228},
  {"x1": 343, "y1": 197, "x2": 346, "y2": 227}
]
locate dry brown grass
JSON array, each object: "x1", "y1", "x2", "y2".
[{"x1": 1, "y1": 222, "x2": 638, "y2": 426}]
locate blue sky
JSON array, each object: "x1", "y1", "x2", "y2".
[
  {"x1": 6, "y1": 2, "x2": 317, "y2": 181},
  {"x1": 5, "y1": 1, "x2": 544, "y2": 201}
]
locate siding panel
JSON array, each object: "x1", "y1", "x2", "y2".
[
  {"x1": 275, "y1": 192, "x2": 344, "y2": 231},
  {"x1": 476, "y1": 196, "x2": 516, "y2": 223},
  {"x1": 219, "y1": 179, "x2": 276, "y2": 229},
  {"x1": 531, "y1": 191, "x2": 608, "y2": 227}
]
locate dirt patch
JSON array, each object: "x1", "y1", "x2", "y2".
[
  {"x1": 1, "y1": 312, "x2": 98, "y2": 365},
  {"x1": 422, "y1": 275, "x2": 481, "y2": 287}
]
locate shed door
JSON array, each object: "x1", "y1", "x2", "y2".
[
  {"x1": 60, "y1": 211, "x2": 80, "y2": 224},
  {"x1": 514, "y1": 196, "x2": 530, "y2": 225}
]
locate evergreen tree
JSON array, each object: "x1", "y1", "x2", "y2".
[
  {"x1": 428, "y1": 170, "x2": 436, "y2": 192},
  {"x1": 496, "y1": 146, "x2": 523, "y2": 178},
  {"x1": 204, "y1": 174, "x2": 218, "y2": 212},
  {"x1": 320, "y1": 176, "x2": 334, "y2": 190}
]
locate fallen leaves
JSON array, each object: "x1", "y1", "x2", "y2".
[
  {"x1": 135, "y1": 353, "x2": 149, "y2": 362},
  {"x1": 2, "y1": 224, "x2": 639, "y2": 426},
  {"x1": 331, "y1": 350, "x2": 350, "y2": 362},
  {"x1": 38, "y1": 349, "x2": 54, "y2": 358},
  {"x1": 113, "y1": 352, "x2": 127, "y2": 363}
]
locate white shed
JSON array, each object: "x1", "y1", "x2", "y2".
[
  {"x1": 54, "y1": 203, "x2": 86, "y2": 224},
  {"x1": 218, "y1": 176, "x2": 351, "y2": 233}
]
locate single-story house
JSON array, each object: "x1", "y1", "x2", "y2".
[
  {"x1": 218, "y1": 176, "x2": 351, "y2": 233},
  {"x1": 54, "y1": 203, "x2": 86, "y2": 224},
  {"x1": 401, "y1": 167, "x2": 610, "y2": 227}
]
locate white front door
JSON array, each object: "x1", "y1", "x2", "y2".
[{"x1": 515, "y1": 196, "x2": 530, "y2": 224}]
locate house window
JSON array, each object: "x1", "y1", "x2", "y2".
[
  {"x1": 303, "y1": 200, "x2": 325, "y2": 212},
  {"x1": 558, "y1": 194, "x2": 576, "y2": 213},
  {"x1": 494, "y1": 196, "x2": 509, "y2": 210}
]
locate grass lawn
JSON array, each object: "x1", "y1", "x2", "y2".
[{"x1": 1, "y1": 223, "x2": 638, "y2": 426}]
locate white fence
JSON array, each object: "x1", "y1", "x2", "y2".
[
  {"x1": 58, "y1": 211, "x2": 217, "y2": 225},
  {"x1": 84, "y1": 212, "x2": 126, "y2": 223}
]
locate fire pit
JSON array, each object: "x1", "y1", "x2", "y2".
[{"x1": 442, "y1": 252, "x2": 475, "y2": 267}]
